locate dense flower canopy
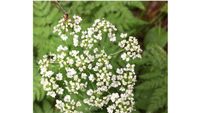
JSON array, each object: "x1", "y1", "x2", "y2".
[{"x1": 39, "y1": 15, "x2": 142, "y2": 113}]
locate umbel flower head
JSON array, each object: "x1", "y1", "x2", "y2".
[{"x1": 38, "y1": 15, "x2": 142, "y2": 113}]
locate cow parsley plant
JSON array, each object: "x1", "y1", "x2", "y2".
[{"x1": 38, "y1": 15, "x2": 142, "y2": 113}]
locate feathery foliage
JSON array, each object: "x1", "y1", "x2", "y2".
[
  {"x1": 34, "y1": 100, "x2": 61, "y2": 113},
  {"x1": 33, "y1": 65, "x2": 45, "y2": 102},
  {"x1": 135, "y1": 44, "x2": 167, "y2": 113}
]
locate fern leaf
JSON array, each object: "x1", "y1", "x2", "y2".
[
  {"x1": 33, "y1": 70, "x2": 45, "y2": 102},
  {"x1": 34, "y1": 100, "x2": 61, "y2": 113},
  {"x1": 147, "y1": 86, "x2": 167, "y2": 112},
  {"x1": 136, "y1": 76, "x2": 166, "y2": 90}
]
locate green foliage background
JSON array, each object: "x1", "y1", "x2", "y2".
[{"x1": 33, "y1": 1, "x2": 168, "y2": 113}]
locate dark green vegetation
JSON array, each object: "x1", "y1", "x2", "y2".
[{"x1": 33, "y1": 1, "x2": 167, "y2": 113}]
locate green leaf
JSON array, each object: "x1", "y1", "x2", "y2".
[
  {"x1": 136, "y1": 76, "x2": 166, "y2": 90},
  {"x1": 144, "y1": 27, "x2": 167, "y2": 48},
  {"x1": 147, "y1": 86, "x2": 167, "y2": 112},
  {"x1": 34, "y1": 100, "x2": 61, "y2": 113},
  {"x1": 43, "y1": 101, "x2": 54, "y2": 113},
  {"x1": 33, "y1": 63, "x2": 45, "y2": 102},
  {"x1": 124, "y1": 1, "x2": 145, "y2": 10},
  {"x1": 135, "y1": 45, "x2": 167, "y2": 112},
  {"x1": 33, "y1": 75, "x2": 46, "y2": 101},
  {"x1": 34, "y1": 103, "x2": 43, "y2": 113},
  {"x1": 139, "y1": 71, "x2": 162, "y2": 80}
]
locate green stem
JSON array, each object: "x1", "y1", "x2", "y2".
[{"x1": 109, "y1": 49, "x2": 124, "y2": 56}]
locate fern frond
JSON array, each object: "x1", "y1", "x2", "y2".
[
  {"x1": 135, "y1": 45, "x2": 167, "y2": 113},
  {"x1": 33, "y1": 63, "x2": 45, "y2": 102},
  {"x1": 33, "y1": 1, "x2": 63, "y2": 59},
  {"x1": 147, "y1": 86, "x2": 167, "y2": 113},
  {"x1": 34, "y1": 100, "x2": 61, "y2": 113},
  {"x1": 137, "y1": 76, "x2": 167, "y2": 90}
]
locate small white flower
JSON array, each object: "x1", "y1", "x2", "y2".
[
  {"x1": 110, "y1": 36, "x2": 116, "y2": 42},
  {"x1": 73, "y1": 35, "x2": 79, "y2": 47},
  {"x1": 100, "y1": 86, "x2": 108, "y2": 91},
  {"x1": 81, "y1": 73, "x2": 87, "y2": 79},
  {"x1": 67, "y1": 58, "x2": 74, "y2": 65},
  {"x1": 93, "y1": 66, "x2": 98, "y2": 71},
  {"x1": 108, "y1": 33, "x2": 116, "y2": 42},
  {"x1": 110, "y1": 93, "x2": 119, "y2": 102},
  {"x1": 40, "y1": 78, "x2": 49, "y2": 86},
  {"x1": 118, "y1": 40, "x2": 126, "y2": 48},
  {"x1": 120, "y1": 33, "x2": 127, "y2": 38},
  {"x1": 74, "y1": 25, "x2": 81, "y2": 33},
  {"x1": 57, "y1": 52, "x2": 66, "y2": 59},
  {"x1": 52, "y1": 83, "x2": 59, "y2": 89},
  {"x1": 57, "y1": 45, "x2": 68, "y2": 52},
  {"x1": 56, "y1": 88, "x2": 64, "y2": 95},
  {"x1": 119, "y1": 87, "x2": 126, "y2": 92},
  {"x1": 88, "y1": 27, "x2": 94, "y2": 35},
  {"x1": 89, "y1": 74, "x2": 95, "y2": 82},
  {"x1": 111, "y1": 81, "x2": 120, "y2": 88},
  {"x1": 88, "y1": 64, "x2": 92, "y2": 69},
  {"x1": 73, "y1": 74, "x2": 79, "y2": 81},
  {"x1": 76, "y1": 101, "x2": 81, "y2": 107},
  {"x1": 55, "y1": 100, "x2": 64, "y2": 110},
  {"x1": 47, "y1": 91, "x2": 56, "y2": 98},
  {"x1": 40, "y1": 67, "x2": 47, "y2": 74},
  {"x1": 87, "y1": 89, "x2": 93, "y2": 96},
  {"x1": 44, "y1": 71, "x2": 54, "y2": 77},
  {"x1": 116, "y1": 68, "x2": 123, "y2": 74},
  {"x1": 107, "y1": 105, "x2": 116, "y2": 113},
  {"x1": 94, "y1": 19, "x2": 100, "y2": 25},
  {"x1": 69, "y1": 50, "x2": 79, "y2": 56},
  {"x1": 93, "y1": 48, "x2": 98, "y2": 53},
  {"x1": 73, "y1": 15, "x2": 82, "y2": 24},
  {"x1": 106, "y1": 64, "x2": 112, "y2": 69},
  {"x1": 94, "y1": 33, "x2": 102, "y2": 40},
  {"x1": 60, "y1": 34, "x2": 68, "y2": 41},
  {"x1": 56, "y1": 73, "x2": 63, "y2": 80},
  {"x1": 121, "y1": 53, "x2": 127, "y2": 61},
  {"x1": 64, "y1": 95, "x2": 71, "y2": 102},
  {"x1": 66, "y1": 68, "x2": 77, "y2": 78}
]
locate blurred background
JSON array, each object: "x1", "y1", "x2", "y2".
[{"x1": 33, "y1": 1, "x2": 167, "y2": 113}]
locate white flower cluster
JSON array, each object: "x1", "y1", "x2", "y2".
[
  {"x1": 38, "y1": 15, "x2": 142, "y2": 113},
  {"x1": 79, "y1": 19, "x2": 117, "y2": 50},
  {"x1": 119, "y1": 34, "x2": 142, "y2": 61},
  {"x1": 53, "y1": 15, "x2": 82, "y2": 42}
]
